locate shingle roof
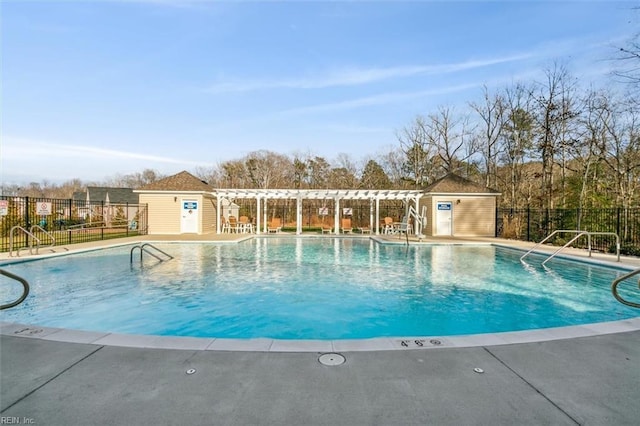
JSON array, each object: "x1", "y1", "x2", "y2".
[
  {"x1": 423, "y1": 173, "x2": 500, "y2": 194},
  {"x1": 136, "y1": 171, "x2": 213, "y2": 192},
  {"x1": 87, "y1": 187, "x2": 139, "y2": 204},
  {"x1": 72, "y1": 191, "x2": 87, "y2": 202}
]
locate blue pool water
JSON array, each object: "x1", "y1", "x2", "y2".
[{"x1": 1, "y1": 238, "x2": 639, "y2": 339}]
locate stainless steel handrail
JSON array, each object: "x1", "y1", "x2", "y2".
[
  {"x1": 520, "y1": 230, "x2": 620, "y2": 265},
  {"x1": 611, "y1": 269, "x2": 640, "y2": 308},
  {"x1": 0, "y1": 269, "x2": 30, "y2": 310},
  {"x1": 30, "y1": 224, "x2": 56, "y2": 250},
  {"x1": 130, "y1": 243, "x2": 174, "y2": 264},
  {"x1": 9, "y1": 226, "x2": 41, "y2": 257}
]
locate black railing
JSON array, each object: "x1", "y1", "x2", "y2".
[
  {"x1": 1, "y1": 196, "x2": 148, "y2": 253},
  {"x1": 496, "y1": 207, "x2": 640, "y2": 253}
]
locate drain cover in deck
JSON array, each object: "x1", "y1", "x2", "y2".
[{"x1": 318, "y1": 353, "x2": 345, "y2": 366}]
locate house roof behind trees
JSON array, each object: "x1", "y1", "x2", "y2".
[
  {"x1": 423, "y1": 173, "x2": 500, "y2": 194},
  {"x1": 73, "y1": 187, "x2": 139, "y2": 204}
]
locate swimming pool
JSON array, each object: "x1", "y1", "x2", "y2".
[{"x1": 1, "y1": 238, "x2": 638, "y2": 340}]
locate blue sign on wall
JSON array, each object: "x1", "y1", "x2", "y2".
[
  {"x1": 183, "y1": 202, "x2": 198, "y2": 210},
  {"x1": 437, "y1": 202, "x2": 452, "y2": 211}
]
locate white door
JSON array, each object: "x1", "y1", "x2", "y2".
[
  {"x1": 181, "y1": 199, "x2": 199, "y2": 233},
  {"x1": 435, "y1": 201, "x2": 452, "y2": 236}
]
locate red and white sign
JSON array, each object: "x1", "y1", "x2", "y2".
[
  {"x1": 36, "y1": 202, "x2": 52, "y2": 216},
  {"x1": 0, "y1": 200, "x2": 7, "y2": 216}
]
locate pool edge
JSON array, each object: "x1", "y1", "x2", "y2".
[{"x1": 3, "y1": 318, "x2": 640, "y2": 352}]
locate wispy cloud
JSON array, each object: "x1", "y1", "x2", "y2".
[
  {"x1": 205, "y1": 54, "x2": 533, "y2": 94},
  {"x1": 276, "y1": 82, "x2": 480, "y2": 116},
  {"x1": 2, "y1": 137, "x2": 209, "y2": 167}
]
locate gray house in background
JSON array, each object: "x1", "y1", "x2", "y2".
[{"x1": 72, "y1": 187, "x2": 140, "y2": 226}]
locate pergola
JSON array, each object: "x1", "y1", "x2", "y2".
[{"x1": 212, "y1": 189, "x2": 424, "y2": 235}]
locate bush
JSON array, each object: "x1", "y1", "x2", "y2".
[{"x1": 611, "y1": 243, "x2": 640, "y2": 257}]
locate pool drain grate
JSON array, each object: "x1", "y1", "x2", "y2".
[{"x1": 318, "y1": 353, "x2": 346, "y2": 366}]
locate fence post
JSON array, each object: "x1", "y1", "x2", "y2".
[
  {"x1": 24, "y1": 196, "x2": 30, "y2": 229},
  {"x1": 527, "y1": 206, "x2": 531, "y2": 241}
]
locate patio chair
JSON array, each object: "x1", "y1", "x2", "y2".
[
  {"x1": 357, "y1": 224, "x2": 371, "y2": 234},
  {"x1": 228, "y1": 216, "x2": 241, "y2": 233},
  {"x1": 238, "y1": 215, "x2": 253, "y2": 233},
  {"x1": 382, "y1": 217, "x2": 394, "y2": 234},
  {"x1": 221, "y1": 217, "x2": 231, "y2": 233},
  {"x1": 397, "y1": 215, "x2": 410, "y2": 238},
  {"x1": 320, "y1": 223, "x2": 333, "y2": 234},
  {"x1": 267, "y1": 217, "x2": 282, "y2": 233},
  {"x1": 341, "y1": 218, "x2": 353, "y2": 234}
]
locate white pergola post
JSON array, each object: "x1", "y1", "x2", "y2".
[
  {"x1": 414, "y1": 194, "x2": 421, "y2": 235},
  {"x1": 334, "y1": 197, "x2": 340, "y2": 235},
  {"x1": 263, "y1": 198, "x2": 268, "y2": 233},
  {"x1": 375, "y1": 197, "x2": 380, "y2": 235},
  {"x1": 256, "y1": 196, "x2": 262, "y2": 234},
  {"x1": 369, "y1": 198, "x2": 374, "y2": 234},
  {"x1": 296, "y1": 196, "x2": 302, "y2": 235},
  {"x1": 216, "y1": 194, "x2": 222, "y2": 234}
]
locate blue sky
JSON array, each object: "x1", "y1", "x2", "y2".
[{"x1": 1, "y1": 0, "x2": 638, "y2": 185}]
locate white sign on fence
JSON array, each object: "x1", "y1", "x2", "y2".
[
  {"x1": 36, "y1": 202, "x2": 52, "y2": 216},
  {"x1": 0, "y1": 200, "x2": 7, "y2": 216}
]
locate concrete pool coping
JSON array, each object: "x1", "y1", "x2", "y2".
[
  {"x1": 2, "y1": 235, "x2": 640, "y2": 425},
  {"x1": 1, "y1": 234, "x2": 639, "y2": 352}
]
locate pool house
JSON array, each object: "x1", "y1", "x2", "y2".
[{"x1": 135, "y1": 171, "x2": 500, "y2": 237}]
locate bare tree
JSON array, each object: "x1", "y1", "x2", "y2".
[
  {"x1": 245, "y1": 150, "x2": 292, "y2": 189},
  {"x1": 613, "y1": 31, "x2": 640, "y2": 86},
  {"x1": 498, "y1": 82, "x2": 535, "y2": 209},
  {"x1": 470, "y1": 85, "x2": 505, "y2": 188},
  {"x1": 531, "y1": 62, "x2": 577, "y2": 208},
  {"x1": 376, "y1": 147, "x2": 406, "y2": 188},
  {"x1": 427, "y1": 106, "x2": 477, "y2": 175},
  {"x1": 598, "y1": 96, "x2": 640, "y2": 210},
  {"x1": 397, "y1": 115, "x2": 437, "y2": 188},
  {"x1": 574, "y1": 87, "x2": 611, "y2": 211}
]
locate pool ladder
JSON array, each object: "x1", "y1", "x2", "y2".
[
  {"x1": 8, "y1": 225, "x2": 57, "y2": 257},
  {"x1": 520, "y1": 230, "x2": 620, "y2": 266},
  {"x1": 130, "y1": 243, "x2": 174, "y2": 264},
  {"x1": 611, "y1": 269, "x2": 640, "y2": 308},
  {"x1": 1, "y1": 268, "x2": 30, "y2": 310}
]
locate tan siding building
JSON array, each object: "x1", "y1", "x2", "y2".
[
  {"x1": 420, "y1": 174, "x2": 500, "y2": 238},
  {"x1": 135, "y1": 171, "x2": 217, "y2": 235}
]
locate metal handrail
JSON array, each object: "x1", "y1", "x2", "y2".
[
  {"x1": 9, "y1": 226, "x2": 41, "y2": 257},
  {"x1": 130, "y1": 243, "x2": 174, "y2": 264},
  {"x1": 30, "y1": 224, "x2": 56, "y2": 250},
  {"x1": 520, "y1": 230, "x2": 620, "y2": 265},
  {"x1": 611, "y1": 269, "x2": 640, "y2": 308},
  {"x1": 0, "y1": 269, "x2": 30, "y2": 310}
]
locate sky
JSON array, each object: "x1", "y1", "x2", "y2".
[{"x1": 1, "y1": 0, "x2": 639, "y2": 186}]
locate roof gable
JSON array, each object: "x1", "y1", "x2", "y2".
[
  {"x1": 423, "y1": 173, "x2": 500, "y2": 194},
  {"x1": 136, "y1": 171, "x2": 213, "y2": 192}
]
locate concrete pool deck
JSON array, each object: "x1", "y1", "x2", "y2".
[{"x1": 1, "y1": 234, "x2": 640, "y2": 425}]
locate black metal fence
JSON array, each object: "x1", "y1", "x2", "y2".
[
  {"x1": 0, "y1": 196, "x2": 148, "y2": 253},
  {"x1": 10, "y1": 196, "x2": 637, "y2": 256},
  {"x1": 496, "y1": 208, "x2": 640, "y2": 253}
]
